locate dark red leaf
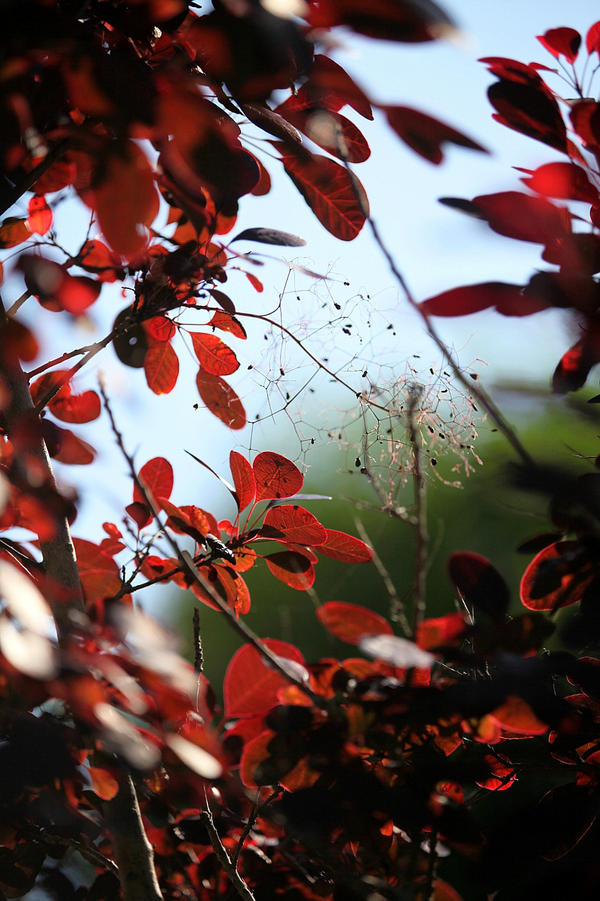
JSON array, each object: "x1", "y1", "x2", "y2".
[
  {"x1": 487, "y1": 79, "x2": 568, "y2": 152},
  {"x1": 191, "y1": 332, "x2": 240, "y2": 376},
  {"x1": 273, "y1": 143, "x2": 367, "y2": 241},
  {"x1": 421, "y1": 282, "x2": 550, "y2": 317},
  {"x1": 50, "y1": 389, "x2": 101, "y2": 424},
  {"x1": 262, "y1": 505, "x2": 327, "y2": 546},
  {"x1": 196, "y1": 371, "x2": 246, "y2": 430},
  {"x1": 518, "y1": 162, "x2": 598, "y2": 203},
  {"x1": 471, "y1": 191, "x2": 570, "y2": 244},
  {"x1": 224, "y1": 639, "x2": 306, "y2": 717},
  {"x1": 0, "y1": 218, "x2": 30, "y2": 249},
  {"x1": 316, "y1": 601, "x2": 393, "y2": 645},
  {"x1": 229, "y1": 451, "x2": 255, "y2": 512},
  {"x1": 520, "y1": 541, "x2": 594, "y2": 611},
  {"x1": 447, "y1": 551, "x2": 510, "y2": 622},
  {"x1": 383, "y1": 105, "x2": 486, "y2": 164},
  {"x1": 144, "y1": 341, "x2": 179, "y2": 395},
  {"x1": 134, "y1": 457, "x2": 173, "y2": 508},
  {"x1": 209, "y1": 289, "x2": 236, "y2": 314},
  {"x1": 276, "y1": 102, "x2": 371, "y2": 163},
  {"x1": 316, "y1": 529, "x2": 373, "y2": 563},
  {"x1": 305, "y1": 55, "x2": 373, "y2": 120},
  {"x1": 552, "y1": 330, "x2": 600, "y2": 393},
  {"x1": 308, "y1": 0, "x2": 455, "y2": 44},
  {"x1": 537, "y1": 28, "x2": 581, "y2": 63},
  {"x1": 264, "y1": 550, "x2": 315, "y2": 590},
  {"x1": 253, "y1": 452, "x2": 303, "y2": 502},
  {"x1": 416, "y1": 613, "x2": 467, "y2": 650}
]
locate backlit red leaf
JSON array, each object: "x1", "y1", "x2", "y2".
[
  {"x1": 276, "y1": 103, "x2": 371, "y2": 163},
  {"x1": 274, "y1": 143, "x2": 367, "y2": 241},
  {"x1": 520, "y1": 540, "x2": 595, "y2": 610},
  {"x1": 306, "y1": 55, "x2": 373, "y2": 120},
  {"x1": 77, "y1": 239, "x2": 125, "y2": 282},
  {"x1": 73, "y1": 537, "x2": 121, "y2": 604},
  {"x1": 224, "y1": 638, "x2": 306, "y2": 717},
  {"x1": 191, "y1": 332, "x2": 239, "y2": 376},
  {"x1": 519, "y1": 162, "x2": 598, "y2": 203},
  {"x1": 134, "y1": 457, "x2": 174, "y2": 507},
  {"x1": 253, "y1": 452, "x2": 303, "y2": 502},
  {"x1": 264, "y1": 550, "x2": 315, "y2": 590},
  {"x1": 93, "y1": 141, "x2": 159, "y2": 258},
  {"x1": 196, "y1": 371, "x2": 246, "y2": 430},
  {"x1": 416, "y1": 613, "x2": 467, "y2": 650},
  {"x1": 475, "y1": 753, "x2": 517, "y2": 791},
  {"x1": 316, "y1": 529, "x2": 373, "y2": 563},
  {"x1": 586, "y1": 22, "x2": 600, "y2": 54},
  {"x1": 144, "y1": 341, "x2": 179, "y2": 395},
  {"x1": 52, "y1": 426, "x2": 96, "y2": 465},
  {"x1": 383, "y1": 105, "x2": 486, "y2": 164},
  {"x1": 472, "y1": 191, "x2": 570, "y2": 244},
  {"x1": 552, "y1": 332, "x2": 600, "y2": 393},
  {"x1": 50, "y1": 389, "x2": 101, "y2": 424},
  {"x1": 308, "y1": 0, "x2": 455, "y2": 44},
  {"x1": 229, "y1": 451, "x2": 255, "y2": 512},
  {"x1": 208, "y1": 311, "x2": 247, "y2": 340},
  {"x1": 490, "y1": 696, "x2": 548, "y2": 736},
  {"x1": 144, "y1": 316, "x2": 176, "y2": 342},
  {"x1": 57, "y1": 275, "x2": 102, "y2": 314},
  {"x1": 262, "y1": 505, "x2": 327, "y2": 546},
  {"x1": 316, "y1": 601, "x2": 393, "y2": 645},
  {"x1": 537, "y1": 27, "x2": 581, "y2": 63},
  {"x1": 27, "y1": 196, "x2": 52, "y2": 234}
]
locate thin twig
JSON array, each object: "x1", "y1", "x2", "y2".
[
  {"x1": 200, "y1": 806, "x2": 257, "y2": 901},
  {"x1": 408, "y1": 387, "x2": 428, "y2": 636},
  {"x1": 0, "y1": 140, "x2": 69, "y2": 217},
  {"x1": 334, "y1": 136, "x2": 534, "y2": 468},
  {"x1": 354, "y1": 517, "x2": 411, "y2": 637},
  {"x1": 24, "y1": 826, "x2": 119, "y2": 876},
  {"x1": 99, "y1": 380, "x2": 328, "y2": 710},
  {"x1": 193, "y1": 607, "x2": 204, "y2": 673}
]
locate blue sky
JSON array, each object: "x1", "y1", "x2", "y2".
[{"x1": 6, "y1": 0, "x2": 597, "y2": 597}]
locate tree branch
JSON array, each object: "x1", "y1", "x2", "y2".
[{"x1": 407, "y1": 386, "x2": 428, "y2": 635}]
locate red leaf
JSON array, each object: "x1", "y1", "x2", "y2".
[
  {"x1": 0, "y1": 218, "x2": 31, "y2": 248},
  {"x1": 552, "y1": 328, "x2": 600, "y2": 393},
  {"x1": 276, "y1": 102, "x2": 371, "y2": 163},
  {"x1": 416, "y1": 613, "x2": 467, "y2": 650},
  {"x1": 491, "y1": 696, "x2": 548, "y2": 736},
  {"x1": 73, "y1": 537, "x2": 121, "y2": 604},
  {"x1": 473, "y1": 191, "x2": 570, "y2": 244},
  {"x1": 89, "y1": 766, "x2": 119, "y2": 801},
  {"x1": 253, "y1": 452, "x2": 303, "y2": 502},
  {"x1": 30, "y1": 369, "x2": 71, "y2": 405},
  {"x1": 475, "y1": 753, "x2": 517, "y2": 791},
  {"x1": 191, "y1": 332, "x2": 239, "y2": 376},
  {"x1": 52, "y1": 426, "x2": 96, "y2": 465},
  {"x1": 31, "y1": 157, "x2": 76, "y2": 194},
  {"x1": 265, "y1": 550, "x2": 315, "y2": 590},
  {"x1": 224, "y1": 638, "x2": 306, "y2": 717},
  {"x1": 144, "y1": 316, "x2": 176, "y2": 342},
  {"x1": 421, "y1": 282, "x2": 548, "y2": 318},
  {"x1": 520, "y1": 541, "x2": 595, "y2": 610},
  {"x1": 50, "y1": 389, "x2": 101, "y2": 424},
  {"x1": 274, "y1": 143, "x2": 367, "y2": 241},
  {"x1": 77, "y1": 239, "x2": 125, "y2": 282},
  {"x1": 210, "y1": 289, "x2": 236, "y2": 313},
  {"x1": 306, "y1": 55, "x2": 373, "y2": 120},
  {"x1": 383, "y1": 105, "x2": 486, "y2": 164},
  {"x1": 537, "y1": 28, "x2": 581, "y2": 63},
  {"x1": 229, "y1": 451, "x2": 255, "y2": 512},
  {"x1": 144, "y1": 341, "x2": 179, "y2": 395},
  {"x1": 262, "y1": 505, "x2": 327, "y2": 546},
  {"x1": 586, "y1": 22, "x2": 600, "y2": 54},
  {"x1": 447, "y1": 551, "x2": 510, "y2": 622},
  {"x1": 316, "y1": 529, "x2": 373, "y2": 563},
  {"x1": 245, "y1": 272, "x2": 263, "y2": 293},
  {"x1": 57, "y1": 275, "x2": 102, "y2": 314},
  {"x1": 92, "y1": 141, "x2": 159, "y2": 259},
  {"x1": 250, "y1": 155, "x2": 271, "y2": 196},
  {"x1": 27, "y1": 196, "x2": 53, "y2": 234},
  {"x1": 308, "y1": 0, "x2": 455, "y2": 44},
  {"x1": 316, "y1": 601, "x2": 393, "y2": 645},
  {"x1": 134, "y1": 457, "x2": 174, "y2": 507},
  {"x1": 208, "y1": 311, "x2": 247, "y2": 340},
  {"x1": 519, "y1": 161, "x2": 598, "y2": 204},
  {"x1": 196, "y1": 371, "x2": 246, "y2": 430}
]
